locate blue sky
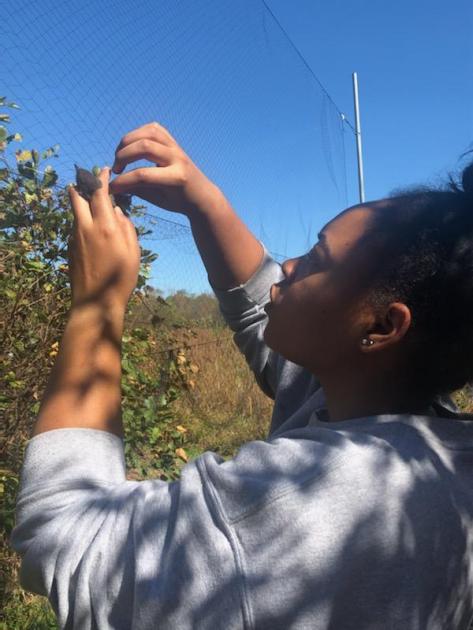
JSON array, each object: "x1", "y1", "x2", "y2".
[
  {"x1": 3, "y1": 0, "x2": 472, "y2": 294},
  {"x1": 271, "y1": 0, "x2": 473, "y2": 195}
]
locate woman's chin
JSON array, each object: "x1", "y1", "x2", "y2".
[
  {"x1": 262, "y1": 318, "x2": 278, "y2": 350},
  {"x1": 263, "y1": 321, "x2": 290, "y2": 359}
]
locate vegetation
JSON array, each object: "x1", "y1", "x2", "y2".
[
  {"x1": 2, "y1": 97, "x2": 471, "y2": 629},
  {"x1": 0, "y1": 98, "x2": 271, "y2": 628}
]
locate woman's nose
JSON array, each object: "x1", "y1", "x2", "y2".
[{"x1": 281, "y1": 257, "x2": 299, "y2": 279}]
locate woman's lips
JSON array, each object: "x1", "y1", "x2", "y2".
[{"x1": 270, "y1": 282, "x2": 284, "y2": 303}]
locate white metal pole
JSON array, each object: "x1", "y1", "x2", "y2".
[{"x1": 352, "y1": 72, "x2": 365, "y2": 203}]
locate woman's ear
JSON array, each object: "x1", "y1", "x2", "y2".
[{"x1": 361, "y1": 302, "x2": 411, "y2": 352}]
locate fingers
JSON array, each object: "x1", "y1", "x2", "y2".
[
  {"x1": 114, "y1": 122, "x2": 176, "y2": 172},
  {"x1": 89, "y1": 167, "x2": 115, "y2": 221},
  {"x1": 68, "y1": 184, "x2": 93, "y2": 228},
  {"x1": 109, "y1": 165, "x2": 178, "y2": 195},
  {"x1": 113, "y1": 139, "x2": 174, "y2": 174}
]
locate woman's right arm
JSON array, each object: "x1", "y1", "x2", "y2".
[{"x1": 109, "y1": 121, "x2": 281, "y2": 396}]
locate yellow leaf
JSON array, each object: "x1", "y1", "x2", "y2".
[
  {"x1": 49, "y1": 350, "x2": 58, "y2": 357},
  {"x1": 16, "y1": 149, "x2": 32, "y2": 162},
  {"x1": 175, "y1": 448, "x2": 188, "y2": 462},
  {"x1": 24, "y1": 192, "x2": 38, "y2": 204},
  {"x1": 189, "y1": 363, "x2": 199, "y2": 374},
  {"x1": 176, "y1": 425, "x2": 187, "y2": 434}
]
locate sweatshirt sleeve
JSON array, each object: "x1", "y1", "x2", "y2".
[
  {"x1": 211, "y1": 245, "x2": 284, "y2": 399},
  {"x1": 10, "y1": 429, "x2": 242, "y2": 629}
]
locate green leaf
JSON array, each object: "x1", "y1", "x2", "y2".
[
  {"x1": 24, "y1": 259, "x2": 45, "y2": 272},
  {"x1": 149, "y1": 426, "x2": 162, "y2": 445},
  {"x1": 0, "y1": 113, "x2": 10, "y2": 123},
  {"x1": 23, "y1": 178, "x2": 37, "y2": 193},
  {"x1": 0, "y1": 126, "x2": 7, "y2": 142},
  {"x1": 0, "y1": 168, "x2": 8, "y2": 181},
  {"x1": 41, "y1": 144, "x2": 60, "y2": 160},
  {"x1": 18, "y1": 162, "x2": 36, "y2": 180},
  {"x1": 122, "y1": 356, "x2": 138, "y2": 378},
  {"x1": 42, "y1": 165, "x2": 58, "y2": 187}
]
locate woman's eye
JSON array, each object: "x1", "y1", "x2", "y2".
[
  {"x1": 297, "y1": 253, "x2": 314, "y2": 273},
  {"x1": 305, "y1": 248, "x2": 324, "y2": 270}
]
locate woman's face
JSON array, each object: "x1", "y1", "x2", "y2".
[{"x1": 264, "y1": 204, "x2": 381, "y2": 375}]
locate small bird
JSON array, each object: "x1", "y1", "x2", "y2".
[
  {"x1": 74, "y1": 164, "x2": 132, "y2": 215},
  {"x1": 74, "y1": 164, "x2": 102, "y2": 201}
]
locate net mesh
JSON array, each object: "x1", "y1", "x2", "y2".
[{"x1": 2, "y1": 0, "x2": 351, "y2": 294}]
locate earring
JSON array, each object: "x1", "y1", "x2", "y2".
[{"x1": 361, "y1": 337, "x2": 374, "y2": 346}]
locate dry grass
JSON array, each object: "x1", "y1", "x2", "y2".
[
  {"x1": 452, "y1": 386, "x2": 473, "y2": 414},
  {"x1": 167, "y1": 327, "x2": 273, "y2": 457}
]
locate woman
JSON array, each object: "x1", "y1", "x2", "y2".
[{"x1": 12, "y1": 122, "x2": 473, "y2": 629}]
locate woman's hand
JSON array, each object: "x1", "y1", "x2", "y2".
[
  {"x1": 109, "y1": 122, "x2": 224, "y2": 217},
  {"x1": 67, "y1": 167, "x2": 141, "y2": 313}
]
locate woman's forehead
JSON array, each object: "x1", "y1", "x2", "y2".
[
  {"x1": 313, "y1": 202, "x2": 392, "y2": 271},
  {"x1": 320, "y1": 204, "x2": 379, "y2": 242}
]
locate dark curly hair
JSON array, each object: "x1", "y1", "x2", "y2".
[{"x1": 366, "y1": 158, "x2": 473, "y2": 399}]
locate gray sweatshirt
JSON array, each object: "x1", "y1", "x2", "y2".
[{"x1": 11, "y1": 249, "x2": 473, "y2": 629}]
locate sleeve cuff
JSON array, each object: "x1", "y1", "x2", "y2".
[
  {"x1": 211, "y1": 244, "x2": 284, "y2": 313},
  {"x1": 19, "y1": 428, "x2": 127, "y2": 491}
]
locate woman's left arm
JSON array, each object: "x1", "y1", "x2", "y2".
[{"x1": 33, "y1": 166, "x2": 141, "y2": 438}]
